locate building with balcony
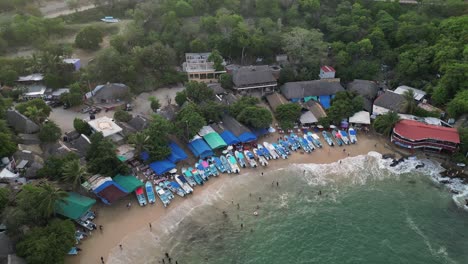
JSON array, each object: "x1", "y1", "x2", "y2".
[
  {"x1": 182, "y1": 53, "x2": 226, "y2": 83},
  {"x1": 391, "y1": 119, "x2": 460, "y2": 153}
]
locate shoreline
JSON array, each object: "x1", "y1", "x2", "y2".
[{"x1": 66, "y1": 135, "x2": 392, "y2": 264}]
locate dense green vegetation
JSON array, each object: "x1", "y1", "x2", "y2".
[
  {"x1": 275, "y1": 103, "x2": 302, "y2": 130},
  {"x1": 373, "y1": 111, "x2": 401, "y2": 137},
  {"x1": 86, "y1": 132, "x2": 129, "y2": 176},
  {"x1": 38, "y1": 121, "x2": 62, "y2": 142}
]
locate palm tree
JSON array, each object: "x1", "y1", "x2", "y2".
[
  {"x1": 24, "y1": 106, "x2": 45, "y2": 124},
  {"x1": 129, "y1": 132, "x2": 150, "y2": 157},
  {"x1": 373, "y1": 111, "x2": 401, "y2": 137},
  {"x1": 402, "y1": 89, "x2": 417, "y2": 114},
  {"x1": 38, "y1": 183, "x2": 69, "y2": 218},
  {"x1": 62, "y1": 160, "x2": 88, "y2": 190}
]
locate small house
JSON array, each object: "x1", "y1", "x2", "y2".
[
  {"x1": 393, "y1": 85, "x2": 426, "y2": 102},
  {"x1": 372, "y1": 91, "x2": 405, "y2": 116},
  {"x1": 232, "y1": 65, "x2": 277, "y2": 94},
  {"x1": 319, "y1": 66, "x2": 336, "y2": 79},
  {"x1": 280, "y1": 79, "x2": 344, "y2": 109},
  {"x1": 91, "y1": 83, "x2": 130, "y2": 103},
  {"x1": 6, "y1": 110, "x2": 40, "y2": 134},
  {"x1": 17, "y1": 74, "x2": 46, "y2": 100},
  {"x1": 62, "y1": 58, "x2": 81, "y2": 71}
]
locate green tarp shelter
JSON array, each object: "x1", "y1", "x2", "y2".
[
  {"x1": 55, "y1": 192, "x2": 96, "y2": 220},
  {"x1": 113, "y1": 174, "x2": 143, "y2": 193},
  {"x1": 203, "y1": 132, "x2": 227, "y2": 150}
]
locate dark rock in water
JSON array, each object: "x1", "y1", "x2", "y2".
[
  {"x1": 407, "y1": 180, "x2": 416, "y2": 184},
  {"x1": 415, "y1": 163, "x2": 425, "y2": 169},
  {"x1": 382, "y1": 154, "x2": 395, "y2": 159},
  {"x1": 440, "y1": 180, "x2": 450, "y2": 184}
]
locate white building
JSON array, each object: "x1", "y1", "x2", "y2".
[
  {"x1": 182, "y1": 53, "x2": 226, "y2": 83},
  {"x1": 87, "y1": 116, "x2": 123, "y2": 141},
  {"x1": 319, "y1": 66, "x2": 336, "y2": 79},
  {"x1": 393, "y1": 85, "x2": 426, "y2": 101}
]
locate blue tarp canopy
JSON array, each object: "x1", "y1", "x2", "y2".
[
  {"x1": 187, "y1": 138, "x2": 214, "y2": 158},
  {"x1": 319, "y1": 95, "x2": 331, "y2": 109},
  {"x1": 238, "y1": 132, "x2": 257, "y2": 143},
  {"x1": 220, "y1": 130, "x2": 240, "y2": 145},
  {"x1": 149, "y1": 160, "x2": 176, "y2": 175},
  {"x1": 167, "y1": 142, "x2": 188, "y2": 163}
]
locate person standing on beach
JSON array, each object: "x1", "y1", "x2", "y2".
[
  {"x1": 119, "y1": 244, "x2": 123, "y2": 250},
  {"x1": 237, "y1": 203, "x2": 240, "y2": 209},
  {"x1": 101, "y1": 256, "x2": 104, "y2": 264},
  {"x1": 149, "y1": 223, "x2": 152, "y2": 230},
  {"x1": 277, "y1": 181, "x2": 279, "y2": 187}
]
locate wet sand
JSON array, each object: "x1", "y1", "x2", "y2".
[{"x1": 67, "y1": 134, "x2": 389, "y2": 264}]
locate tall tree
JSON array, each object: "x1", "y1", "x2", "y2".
[
  {"x1": 373, "y1": 112, "x2": 401, "y2": 137},
  {"x1": 281, "y1": 27, "x2": 326, "y2": 68},
  {"x1": 62, "y1": 159, "x2": 88, "y2": 190},
  {"x1": 402, "y1": 89, "x2": 417, "y2": 114},
  {"x1": 24, "y1": 106, "x2": 45, "y2": 124},
  {"x1": 237, "y1": 106, "x2": 272, "y2": 129},
  {"x1": 175, "y1": 103, "x2": 206, "y2": 141},
  {"x1": 275, "y1": 103, "x2": 302, "y2": 130},
  {"x1": 128, "y1": 132, "x2": 150, "y2": 159},
  {"x1": 37, "y1": 183, "x2": 68, "y2": 218},
  {"x1": 38, "y1": 121, "x2": 61, "y2": 142},
  {"x1": 143, "y1": 115, "x2": 173, "y2": 160}
]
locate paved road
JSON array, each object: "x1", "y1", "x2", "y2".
[
  {"x1": 48, "y1": 106, "x2": 115, "y2": 134},
  {"x1": 41, "y1": 2, "x2": 96, "y2": 18}
]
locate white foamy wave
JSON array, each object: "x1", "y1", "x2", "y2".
[
  {"x1": 406, "y1": 215, "x2": 457, "y2": 264},
  {"x1": 278, "y1": 193, "x2": 289, "y2": 208}
]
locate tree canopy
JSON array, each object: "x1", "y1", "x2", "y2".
[
  {"x1": 142, "y1": 115, "x2": 173, "y2": 161},
  {"x1": 38, "y1": 121, "x2": 61, "y2": 142},
  {"x1": 275, "y1": 103, "x2": 302, "y2": 130},
  {"x1": 373, "y1": 111, "x2": 401, "y2": 137},
  {"x1": 86, "y1": 133, "x2": 128, "y2": 176},
  {"x1": 75, "y1": 26, "x2": 103, "y2": 50},
  {"x1": 175, "y1": 103, "x2": 206, "y2": 142}
]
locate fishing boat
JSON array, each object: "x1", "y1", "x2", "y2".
[
  {"x1": 188, "y1": 167, "x2": 204, "y2": 185},
  {"x1": 278, "y1": 139, "x2": 292, "y2": 152},
  {"x1": 300, "y1": 137, "x2": 313, "y2": 152},
  {"x1": 270, "y1": 142, "x2": 288, "y2": 159},
  {"x1": 145, "y1": 182, "x2": 156, "y2": 204},
  {"x1": 339, "y1": 130, "x2": 350, "y2": 145},
  {"x1": 209, "y1": 163, "x2": 219, "y2": 176},
  {"x1": 262, "y1": 142, "x2": 279, "y2": 159},
  {"x1": 155, "y1": 186, "x2": 171, "y2": 207},
  {"x1": 348, "y1": 127, "x2": 357, "y2": 144},
  {"x1": 195, "y1": 163, "x2": 208, "y2": 181},
  {"x1": 164, "y1": 181, "x2": 186, "y2": 197},
  {"x1": 198, "y1": 160, "x2": 211, "y2": 178},
  {"x1": 253, "y1": 148, "x2": 268, "y2": 166},
  {"x1": 308, "y1": 132, "x2": 323, "y2": 148},
  {"x1": 274, "y1": 142, "x2": 290, "y2": 156},
  {"x1": 220, "y1": 155, "x2": 232, "y2": 173},
  {"x1": 175, "y1": 174, "x2": 193, "y2": 194},
  {"x1": 303, "y1": 134, "x2": 317, "y2": 150},
  {"x1": 68, "y1": 247, "x2": 80, "y2": 255},
  {"x1": 226, "y1": 154, "x2": 241, "y2": 173},
  {"x1": 332, "y1": 129, "x2": 344, "y2": 146},
  {"x1": 211, "y1": 156, "x2": 226, "y2": 173},
  {"x1": 244, "y1": 150, "x2": 258, "y2": 168},
  {"x1": 321, "y1": 131, "x2": 335, "y2": 146},
  {"x1": 181, "y1": 168, "x2": 197, "y2": 186},
  {"x1": 258, "y1": 144, "x2": 274, "y2": 160},
  {"x1": 234, "y1": 151, "x2": 247, "y2": 168},
  {"x1": 135, "y1": 187, "x2": 147, "y2": 206},
  {"x1": 284, "y1": 135, "x2": 299, "y2": 151},
  {"x1": 101, "y1": 16, "x2": 119, "y2": 23}
]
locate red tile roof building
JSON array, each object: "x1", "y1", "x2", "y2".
[{"x1": 391, "y1": 120, "x2": 460, "y2": 153}]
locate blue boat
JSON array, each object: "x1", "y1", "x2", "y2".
[
  {"x1": 234, "y1": 151, "x2": 247, "y2": 168},
  {"x1": 220, "y1": 155, "x2": 232, "y2": 173},
  {"x1": 270, "y1": 142, "x2": 287, "y2": 159},
  {"x1": 175, "y1": 175, "x2": 193, "y2": 194},
  {"x1": 182, "y1": 168, "x2": 197, "y2": 186},
  {"x1": 285, "y1": 135, "x2": 299, "y2": 151},
  {"x1": 195, "y1": 163, "x2": 208, "y2": 181},
  {"x1": 188, "y1": 167, "x2": 204, "y2": 185},
  {"x1": 244, "y1": 150, "x2": 258, "y2": 168},
  {"x1": 145, "y1": 181, "x2": 156, "y2": 204},
  {"x1": 339, "y1": 130, "x2": 350, "y2": 145},
  {"x1": 209, "y1": 163, "x2": 219, "y2": 176},
  {"x1": 227, "y1": 154, "x2": 241, "y2": 173},
  {"x1": 332, "y1": 130, "x2": 344, "y2": 146},
  {"x1": 135, "y1": 186, "x2": 147, "y2": 206},
  {"x1": 321, "y1": 131, "x2": 335, "y2": 146},
  {"x1": 155, "y1": 186, "x2": 172, "y2": 207},
  {"x1": 273, "y1": 142, "x2": 289, "y2": 156},
  {"x1": 211, "y1": 156, "x2": 226, "y2": 173},
  {"x1": 258, "y1": 144, "x2": 273, "y2": 159},
  {"x1": 198, "y1": 159, "x2": 211, "y2": 178},
  {"x1": 261, "y1": 142, "x2": 279, "y2": 159},
  {"x1": 348, "y1": 128, "x2": 357, "y2": 144},
  {"x1": 299, "y1": 137, "x2": 312, "y2": 153},
  {"x1": 307, "y1": 132, "x2": 323, "y2": 148},
  {"x1": 165, "y1": 181, "x2": 186, "y2": 197},
  {"x1": 68, "y1": 247, "x2": 80, "y2": 255}
]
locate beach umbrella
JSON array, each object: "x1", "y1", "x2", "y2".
[
  {"x1": 330, "y1": 125, "x2": 336, "y2": 129},
  {"x1": 169, "y1": 168, "x2": 177, "y2": 174},
  {"x1": 268, "y1": 127, "x2": 276, "y2": 133}
]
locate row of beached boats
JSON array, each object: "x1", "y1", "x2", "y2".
[{"x1": 136, "y1": 128, "x2": 358, "y2": 207}]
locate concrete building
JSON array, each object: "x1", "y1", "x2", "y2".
[
  {"x1": 319, "y1": 66, "x2": 336, "y2": 79},
  {"x1": 182, "y1": 53, "x2": 226, "y2": 83}
]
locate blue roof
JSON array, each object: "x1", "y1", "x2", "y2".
[
  {"x1": 167, "y1": 142, "x2": 188, "y2": 163},
  {"x1": 219, "y1": 130, "x2": 240, "y2": 145},
  {"x1": 149, "y1": 160, "x2": 176, "y2": 175},
  {"x1": 238, "y1": 132, "x2": 257, "y2": 143},
  {"x1": 187, "y1": 138, "x2": 214, "y2": 158}
]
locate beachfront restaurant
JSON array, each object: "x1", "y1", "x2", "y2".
[
  {"x1": 391, "y1": 119, "x2": 460, "y2": 153},
  {"x1": 55, "y1": 192, "x2": 96, "y2": 220}
]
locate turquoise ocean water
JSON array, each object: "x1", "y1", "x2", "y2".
[{"x1": 109, "y1": 153, "x2": 468, "y2": 264}]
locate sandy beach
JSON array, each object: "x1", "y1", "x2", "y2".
[{"x1": 67, "y1": 134, "x2": 391, "y2": 264}]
